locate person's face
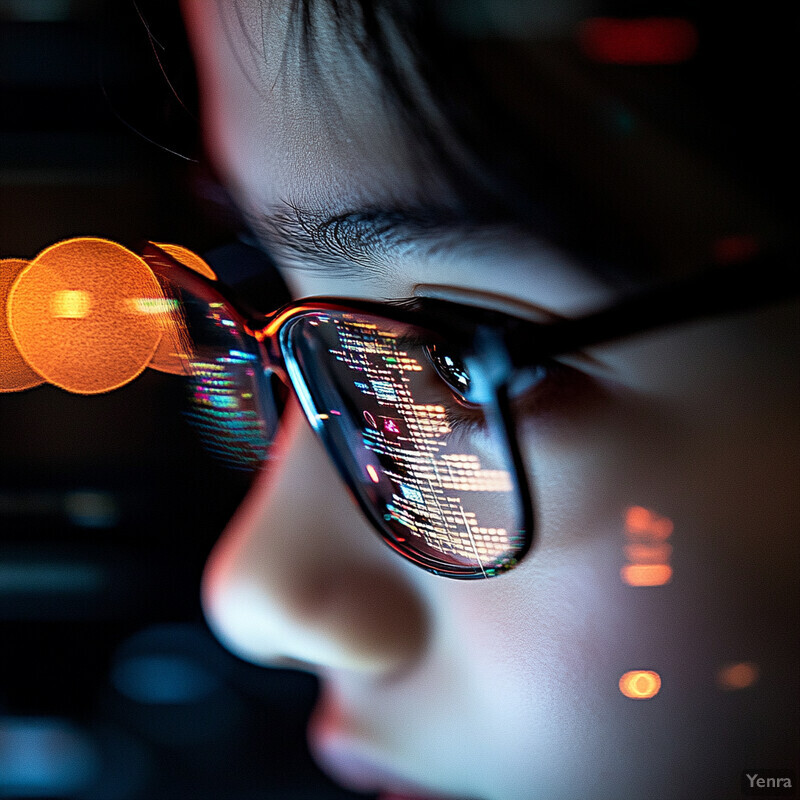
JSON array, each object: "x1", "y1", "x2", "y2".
[{"x1": 182, "y1": 4, "x2": 799, "y2": 799}]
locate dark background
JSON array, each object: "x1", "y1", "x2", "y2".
[
  {"x1": 0, "y1": 1, "x2": 794, "y2": 798},
  {"x1": 0, "y1": 1, "x2": 359, "y2": 797}
]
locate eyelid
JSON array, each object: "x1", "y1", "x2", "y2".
[{"x1": 412, "y1": 283, "x2": 614, "y2": 377}]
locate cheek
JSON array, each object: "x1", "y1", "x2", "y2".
[
  {"x1": 443, "y1": 373, "x2": 791, "y2": 796},
  {"x1": 437, "y1": 542, "x2": 627, "y2": 798},
  {"x1": 431, "y1": 392, "x2": 691, "y2": 786}
]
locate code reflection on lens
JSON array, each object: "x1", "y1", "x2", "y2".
[
  {"x1": 148, "y1": 262, "x2": 274, "y2": 472},
  {"x1": 287, "y1": 311, "x2": 526, "y2": 576}
]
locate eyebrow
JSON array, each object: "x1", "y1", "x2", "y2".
[{"x1": 248, "y1": 200, "x2": 484, "y2": 278}]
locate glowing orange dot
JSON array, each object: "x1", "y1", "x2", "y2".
[
  {"x1": 0, "y1": 259, "x2": 46, "y2": 392},
  {"x1": 7, "y1": 238, "x2": 164, "y2": 394},
  {"x1": 619, "y1": 670, "x2": 661, "y2": 699},
  {"x1": 366, "y1": 464, "x2": 380, "y2": 483},
  {"x1": 717, "y1": 662, "x2": 759, "y2": 691},
  {"x1": 151, "y1": 243, "x2": 217, "y2": 280},
  {"x1": 620, "y1": 563, "x2": 673, "y2": 586}
]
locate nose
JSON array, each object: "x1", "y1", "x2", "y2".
[{"x1": 201, "y1": 398, "x2": 429, "y2": 675}]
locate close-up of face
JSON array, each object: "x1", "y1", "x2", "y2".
[{"x1": 178, "y1": 3, "x2": 798, "y2": 800}]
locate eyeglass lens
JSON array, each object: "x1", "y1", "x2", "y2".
[{"x1": 283, "y1": 311, "x2": 528, "y2": 577}]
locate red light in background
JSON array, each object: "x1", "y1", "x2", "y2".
[
  {"x1": 578, "y1": 18, "x2": 698, "y2": 65},
  {"x1": 712, "y1": 235, "x2": 760, "y2": 265}
]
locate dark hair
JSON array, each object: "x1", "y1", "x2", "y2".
[{"x1": 277, "y1": 1, "x2": 791, "y2": 286}]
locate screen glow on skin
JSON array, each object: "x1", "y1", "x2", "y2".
[{"x1": 183, "y1": 4, "x2": 799, "y2": 800}]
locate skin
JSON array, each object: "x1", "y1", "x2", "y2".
[{"x1": 182, "y1": 3, "x2": 799, "y2": 799}]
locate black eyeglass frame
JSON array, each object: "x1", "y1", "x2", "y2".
[{"x1": 142, "y1": 242, "x2": 798, "y2": 578}]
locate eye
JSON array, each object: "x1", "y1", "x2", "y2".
[{"x1": 423, "y1": 342, "x2": 474, "y2": 405}]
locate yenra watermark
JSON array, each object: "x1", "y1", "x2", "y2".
[{"x1": 741, "y1": 769, "x2": 796, "y2": 797}]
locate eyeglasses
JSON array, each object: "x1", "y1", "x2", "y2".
[{"x1": 141, "y1": 242, "x2": 797, "y2": 579}]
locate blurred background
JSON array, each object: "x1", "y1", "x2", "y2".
[
  {"x1": 0, "y1": 1, "x2": 355, "y2": 797},
  {"x1": 0, "y1": 1, "x2": 794, "y2": 798}
]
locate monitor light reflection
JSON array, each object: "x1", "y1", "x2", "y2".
[{"x1": 621, "y1": 505, "x2": 674, "y2": 586}]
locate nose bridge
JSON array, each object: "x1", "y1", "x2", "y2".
[{"x1": 202, "y1": 399, "x2": 429, "y2": 674}]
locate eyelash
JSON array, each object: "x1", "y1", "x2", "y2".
[{"x1": 439, "y1": 397, "x2": 487, "y2": 434}]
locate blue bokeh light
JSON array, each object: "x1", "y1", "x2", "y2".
[{"x1": 111, "y1": 654, "x2": 220, "y2": 705}]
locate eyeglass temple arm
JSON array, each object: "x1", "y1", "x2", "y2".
[{"x1": 517, "y1": 251, "x2": 799, "y2": 363}]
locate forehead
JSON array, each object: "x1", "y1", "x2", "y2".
[
  {"x1": 185, "y1": 1, "x2": 458, "y2": 219},
  {"x1": 182, "y1": 1, "x2": 620, "y2": 312}
]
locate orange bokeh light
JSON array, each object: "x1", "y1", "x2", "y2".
[
  {"x1": 7, "y1": 238, "x2": 164, "y2": 394},
  {"x1": 619, "y1": 670, "x2": 662, "y2": 699},
  {"x1": 620, "y1": 563, "x2": 673, "y2": 587},
  {"x1": 0, "y1": 258, "x2": 46, "y2": 392},
  {"x1": 717, "y1": 662, "x2": 759, "y2": 691},
  {"x1": 151, "y1": 243, "x2": 217, "y2": 281}
]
